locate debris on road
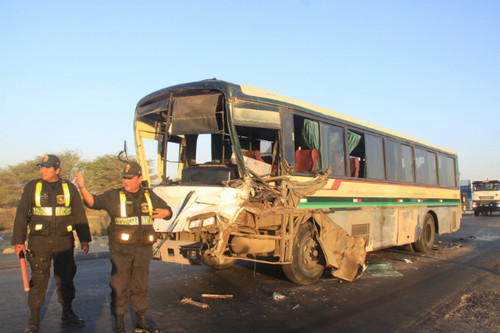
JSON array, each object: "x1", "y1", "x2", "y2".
[
  {"x1": 180, "y1": 297, "x2": 210, "y2": 309},
  {"x1": 364, "y1": 263, "x2": 402, "y2": 277},
  {"x1": 403, "y1": 258, "x2": 413, "y2": 264},
  {"x1": 271, "y1": 292, "x2": 286, "y2": 301},
  {"x1": 201, "y1": 293, "x2": 233, "y2": 299},
  {"x1": 291, "y1": 304, "x2": 300, "y2": 310}
]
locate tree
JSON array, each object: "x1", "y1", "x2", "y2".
[{"x1": 78, "y1": 154, "x2": 126, "y2": 194}]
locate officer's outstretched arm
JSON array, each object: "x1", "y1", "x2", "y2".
[{"x1": 75, "y1": 172, "x2": 95, "y2": 207}]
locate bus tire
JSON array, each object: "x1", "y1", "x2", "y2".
[
  {"x1": 282, "y1": 223, "x2": 324, "y2": 285},
  {"x1": 415, "y1": 213, "x2": 436, "y2": 254},
  {"x1": 201, "y1": 252, "x2": 236, "y2": 270}
]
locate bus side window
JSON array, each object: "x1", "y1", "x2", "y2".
[
  {"x1": 320, "y1": 123, "x2": 345, "y2": 177},
  {"x1": 293, "y1": 116, "x2": 321, "y2": 173},
  {"x1": 347, "y1": 130, "x2": 365, "y2": 178}
]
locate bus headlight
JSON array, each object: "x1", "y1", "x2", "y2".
[
  {"x1": 188, "y1": 214, "x2": 217, "y2": 230},
  {"x1": 189, "y1": 220, "x2": 201, "y2": 229},
  {"x1": 203, "y1": 216, "x2": 216, "y2": 227}
]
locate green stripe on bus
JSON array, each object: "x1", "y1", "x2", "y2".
[{"x1": 297, "y1": 197, "x2": 460, "y2": 209}]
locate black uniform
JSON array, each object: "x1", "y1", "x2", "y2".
[
  {"x1": 11, "y1": 178, "x2": 91, "y2": 311},
  {"x1": 89, "y1": 186, "x2": 171, "y2": 315}
]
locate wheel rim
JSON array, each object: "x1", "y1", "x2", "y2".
[{"x1": 301, "y1": 236, "x2": 321, "y2": 269}]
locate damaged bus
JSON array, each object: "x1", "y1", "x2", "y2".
[{"x1": 134, "y1": 79, "x2": 461, "y2": 285}]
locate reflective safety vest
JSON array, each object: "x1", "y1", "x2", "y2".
[
  {"x1": 115, "y1": 191, "x2": 154, "y2": 225},
  {"x1": 114, "y1": 190, "x2": 157, "y2": 245},
  {"x1": 32, "y1": 181, "x2": 72, "y2": 216}
]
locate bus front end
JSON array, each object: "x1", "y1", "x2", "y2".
[{"x1": 472, "y1": 180, "x2": 500, "y2": 216}]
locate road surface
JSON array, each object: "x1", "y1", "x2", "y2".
[{"x1": 0, "y1": 213, "x2": 498, "y2": 332}]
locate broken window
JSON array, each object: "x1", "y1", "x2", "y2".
[
  {"x1": 294, "y1": 116, "x2": 322, "y2": 173},
  {"x1": 347, "y1": 130, "x2": 365, "y2": 178},
  {"x1": 235, "y1": 125, "x2": 279, "y2": 177}
]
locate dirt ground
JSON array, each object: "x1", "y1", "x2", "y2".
[{"x1": 394, "y1": 235, "x2": 500, "y2": 333}]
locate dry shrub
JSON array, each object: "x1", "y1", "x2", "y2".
[
  {"x1": 85, "y1": 209, "x2": 110, "y2": 236},
  {"x1": 0, "y1": 208, "x2": 16, "y2": 231}
]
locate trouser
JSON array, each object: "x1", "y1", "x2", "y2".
[
  {"x1": 109, "y1": 249, "x2": 150, "y2": 315},
  {"x1": 27, "y1": 249, "x2": 77, "y2": 310}
]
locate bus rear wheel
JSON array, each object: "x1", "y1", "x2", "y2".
[
  {"x1": 282, "y1": 223, "x2": 324, "y2": 285},
  {"x1": 415, "y1": 213, "x2": 436, "y2": 254}
]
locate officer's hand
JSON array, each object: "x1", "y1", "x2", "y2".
[
  {"x1": 74, "y1": 172, "x2": 85, "y2": 189},
  {"x1": 152, "y1": 209, "x2": 171, "y2": 219},
  {"x1": 81, "y1": 242, "x2": 89, "y2": 254},
  {"x1": 14, "y1": 244, "x2": 26, "y2": 258}
]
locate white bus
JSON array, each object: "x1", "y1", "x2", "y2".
[{"x1": 134, "y1": 79, "x2": 461, "y2": 285}]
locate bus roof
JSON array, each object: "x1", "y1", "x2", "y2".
[{"x1": 136, "y1": 79, "x2": 457, "y2": 156}]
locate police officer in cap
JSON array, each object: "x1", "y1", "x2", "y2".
[
  {"x1": 12, "y1": 154, "x2": 91, "y2": 333},
  {"x1": 75, "y1": 161, "x2": 171, "y2": 333}
]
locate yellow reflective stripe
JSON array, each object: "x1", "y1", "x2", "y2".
[
  {"x1": 62, "y1": 182, "x2": 70, "y2": 206},
  {"x1": 119, "y1": 191, "x2": 153, "y2": 218},
  {"x1": 144, "y1": 192, "x2": 153, "y2": 216},
  {"x1": 55, "y1": 207, "x2": 72, "y2": 216},
  {"x1": 141, "y1": 216, "x2": 153, "y2": 225},
  {"x1": 32, "y1": 207, "x2": 72, "y2": 216},
  {"x1": 33, "y1": 207, "x2": 52, "y2": 216},
  {"x1": 35, "y1": 182, "x2": 43, "y2": 207},
  {"x1": 115, "y1": 217, "x2": 140, "y2": 225},
  {"x1": 119, "y1": 192, "x2": 127, "y2": 217}
]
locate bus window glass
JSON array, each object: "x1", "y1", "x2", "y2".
[
  {"x1": 384, "y1": 139, "x2": 399, "y2": 181},
  {"x1": 385, "y1": 139, "x2": 413, "y2": 182},
  {"x1": 401, "y1": 144, "x2": 414, "y2": 183},
  {"x1": 320, "y1": 123, "x2": 345, "y2": 177},
  {"x1": 438, "y1": 155, "x2": 456, "y2": 187},
  {"x1": 415, "y1": 148, "x2": 437, "y2": 185},
  {"x1": 365, "y1": 134, "x2": 384, "y2": 179}
]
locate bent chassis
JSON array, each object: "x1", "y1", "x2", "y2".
[{"x1": 153, "y1": 170, "x2": 367, "y2": 284}]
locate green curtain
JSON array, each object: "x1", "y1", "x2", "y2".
[
  {"x1": 301, "y1": 119, "x2": 321, "y2": 169},
  {"x1": 348, "y1": 131, "x2": 361, "y2": 154}
]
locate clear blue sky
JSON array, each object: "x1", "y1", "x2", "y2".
[{"x1": 1, "y1": 1, "x2": 498, "y2": 181}]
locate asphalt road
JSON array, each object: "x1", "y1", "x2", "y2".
[{"x1": 0, "y1": 213, "x2": 498, "y2": 333}]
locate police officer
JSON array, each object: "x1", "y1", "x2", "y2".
[
  {"x1": 75, "y1": 161, "x2": 171, "y2": 333},
  {"x1": 12, "y1": 154, "x2": 91, "y2": 333}
]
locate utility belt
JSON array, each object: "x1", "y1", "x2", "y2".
[{"x1": 113, "y1": 217, "x2": 157, "y2": 246}]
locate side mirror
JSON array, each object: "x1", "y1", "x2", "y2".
[{"x1": 118, "y1": 141, "x2": 129, "y2": 162}]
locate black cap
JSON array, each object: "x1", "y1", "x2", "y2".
[
  {"x1": 122, "y1": 162, "x2": 142, "y2": 179},
  {"x1": 37, "y1": 154, "x2": 61, "y2": 169}
]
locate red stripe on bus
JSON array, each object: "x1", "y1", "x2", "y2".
[{"x1": 326, "y1": 179, "x2": 458, "y2": 192}]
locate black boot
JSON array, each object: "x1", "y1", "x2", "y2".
[
  {"x1": 61, "y1": 306, "x2": 85, "y2": 327},
  {"x1": 115, "y1": 314, "x2": 126, "y2": 333},
  {"x1": 24, "y1": 309, "x2": 39, "y2": 333},
  {"x1": 135, "y1": 311, "x2": 160, "y2": 333}
]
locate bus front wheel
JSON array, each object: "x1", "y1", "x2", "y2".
[
  {"x1": 282, "y1": 223, "x2": 324, "y2": 285},
  {"x1": 415, "y1": 213, "x2": 436, "y2": 254}
]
